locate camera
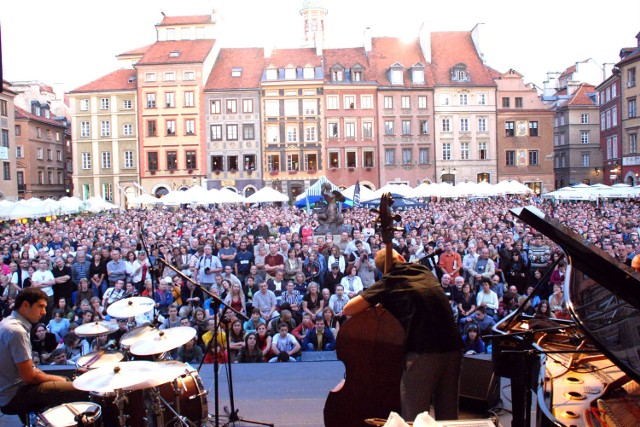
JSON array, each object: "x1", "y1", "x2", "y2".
[{"x1": 205, "y1": 267, "x2": 211, "y2": 274}]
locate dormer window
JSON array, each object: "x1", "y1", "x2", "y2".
[
  {"x1": 450, "y1": 63, "x2": 470, "y2": 82},
  {"x1": 166, "y1": 28, "x2": 175, "y2": 41},
  {"x1": 231, "y1": 67, "x2": 243, "y2": 77},
  {"x1": 169, "y1": 51, "x2": 181, "y2": 58},
  {"x1": 389, "y1": 63, "x2": 404, "y2": 85},
  {"x1": 284, "y1": 67, "x2": 296, "y2": 80},
  {"x1": 351, "y1": 64, "x2": 364, "y2": 82},
  {"x1": 303, "y1": 67, "x2": 314, "y2": 79},
  {"x1": 266, "y1": 68, "x2": 277, "y2": 80},
  {"x1": 411, "y1": 63, "x2": 425, "y2": 84},
  {"x1": 331, "y1": 69, "x2": 343, "y2": 82}
]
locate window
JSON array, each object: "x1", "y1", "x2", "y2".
[
  {"x1": 601, "y1": 112, "x2": 607, "y2": 130},
  {"x1": 57, "y1": 171, "x2": 63, "y2": 185},
  {"x1": 0, "y1": 100, "x2": 6, "y2": 117},
  {"x1": 265, "y1": 68, "x2": 277, "y2": 80},
  {"x1": 38, "y1": 171, "x2": 44, "y2": 184},
  {"x1": 303, "y1": 67, "x2": 314, "y2": 79},
  {"x1": 1, "y1": 129, "x2": 8, "y2": 148},
  {"x1": 612, "y1": 83, "x2": 617, "y2": 98},
  {"x1": 419, "y1": 120, "x2": 429, "y2": 135},
  {"x1": 81, "y1": 122, "x2": 90, "y2": 137},
  {"x1": 284, "y1": 68, "x2": 296, "y2": 80},
  {"x1": 210, "y1": 100, "x2": 221, "y2": 114},
  {"x1": 384, "y1": 120, "x2": 395, "y2": 135},
  {"x1": 122, "y1": 99, "x2": 132, "y2": 109},
  {"x1": 361, "y1": 95, "x2": 373, "y2": 109},
  {"x1": 46, "y1": 129, "x2": 52, "y2": 140},
  {"x1": 402, "y1": 148, "x2": 412, "y2": 165},
  {"x1": 345, "y1": 122, "x2": 356, "y2": 138},
  {"x1": 211, "y1": 155, "x2": 224, "y2": 171},
  {"x1": 581, "y1": 153, "x2": 590, "y2": 167},
  {"x1": 460, "y1": 118, "x2": 469, "y2": 132},
  {"x1": 629, "y1": 99, "x2": 637, "y2": 118},
  {"x1": 304, "y1": 126, "x2": 317, "y2": 142},
  {"x1": 145, "y1": 73, "x2": 156, "y2": 82},
  {"x1": 502, "y1": 97, "x2": 510, "y2": 108},
  {"x1": 81, "y1": 152, "x2": 91, "y2": 169},
  {"x1": 442, "y1": 143, "x2": 451, "y2": 160},
  {"x1": 186, "y1": 151, "x2": 197, "y2": 170},
  {"x1": 385, "y1": 148, "x2": 396, "y2": 165},
  {"x1": 478, "y1": 117, "x2": 487, "y2": 132},
  {"x1": 243, "y1": 124, "x2": 255, "y2": 140},
  {"x1": 352, "y1": 69, "x2": 363, "y2": 82},
  {"x1": 441, "y1": 95, "x2": 451, "y2": 106},
  {"x1": 344, "y1": 95, "x2": 356, "y2": 109},
  {"x1": 185, "y1": 119, "x2": 195, "y2": 135},
  {"x1": 80, "y1": 99, "x2": 89, "y2": 111},
  {"x1": 529, "y1": 121, "x2": 538, "y2": 136},
  {"x1": 363, "y1": 151, "x2": 374, "y2": 168},
  {"x1": 244, "y1": 154, "x2": 257, "y2": 171},
  {"x1": 384, "y1": 96, "x2": 393, "y2": 109},
  {"x1": 148, "y1": 152, "x2": 158, "y2": 171},
  {"x1": 226, "y1": 124, "x2": 238, "y2": 140},
  {"x1": 326, "y1": 96, "x2": 338, "y2": 110},
  {"x1": 284, "y1": 99, "x2": 298, "y2": 116},
  {"x1": 459, "y1": 94, "x2": 468, "y2": 105},
  {"x1": 560, "y1": 133, "x2": 565, "y2": 145},
  {"x1": 515, "y1": 97, "x2": 523, "y2": 108},
  {"x1": 167, "y1": 151, "x2": 178, "y2": 170},
  {"x1": 99, "y1": 121, "x2": 110, "y2": 137},
  {"x1": 124, "y1": 151, "x2": 134, "y2": 168},
  {"x1": 47, "y1": 149, "x2": 52, "y2": 161},
  {"x1": 146, "y1": 93, "x2": 156, "y2": 109},
  {"x1": 47, "y1": 171, "x2": 53, "y2": 185},
  {"x1": 460, "y1": 142, "x2": 469, "y2": 160},
  {"x1": 165, "y1": 92, "x2": 175, "y2": 108},
  {"x1": 102, "y1": 184, "x2": 113, "y2": 202},
  {"x1": 505, "y1": 121, "x2": 514, "y2": 137},
  {"x1": 477, "y1": 93, "x2": 487, "y2": 105},
  {"x1": 166, "y1": 120, "x2": 176, "y2": 136},
  {"x1": 242, "y1": 99, "x2": 254, "y2": 113},
  {"x1": 581, "y1": 131, "x2": 589, "y2": 144},
  {"x1": 506, "y1": 150, "x2": 515, "y2": 166},
  {"x1": 418, "y1": 148, "x2": 430, "y2": 165},
  {"x1": 346, "y1": 151, "x2": 357, "y2": 168},
  {"x1": 3, "y1": 163, "x2": 9, "y2": 181},
  {"x1": 147, "y1": 120, "x2": 157, "y2": 137},
  {"x1": 402, "y1": 120, "x2": 411, "y2": 135},
  {"x1": 183, "y1": 71, "x2": 195, "y2": 81},
  {"x1": 286, "y1": 125, "x2": 298, "y2": 142},
  {"x1": 612, "y1": 106, "x2": 618, "y2": 126},
  {"x1": 16, "y1": 146, "x2": 24, "y2": 158},
  {"x1": 37, "y1": 148, "x2": 43, "y2": 160},
  {"x1": 529, "y1": 150, "x2": 539, "y2": 166},
  {"x1": 442, "y1": 118, "x2": 450, "y2": 132},
  {"x1": 479, "y1": 142, "x2": 488, "y2": 160},
  {"x1": 362, "y1": 122, "x2": 373, "y2": 138},
  {"x1": 101, "y1": 151, "x2": 111, "y2": 169},
  {"x1": 54, "y1": 150, "x2": 60, "y2": 162},
  {"x1": 390, "y1": 69, "x2": 403, "y2": 85},
  {"x1": 302, "y1": 99, "x2": 316, "y2": 115},
  {"x1": 630, "y1": 133, "x2": 638, "y2": 154},
  {"x1": 225, "y1": 99, "x2": 237, "y2": 114},
  {"x1": 164, "y1": 72, "x2": 175, "y2": 81},
  {"x1": 581, "y1": 113, "x2": 589, "y2": 124},
  {"x1": 100, "y1": 98, "x2": 109, "y2": 110},
  {"x1": 329, "y1": 151, "x2": 340, "y2": 168},
  {"x1": 418, "y1": 95, "x2": 427, "y2": 109},
  {"x1": 14, "y1": 125, "x2": 21, "y2": 136},
  {"x1": 628, "y1": 68, "x2": 636, "y2": 87},
  {"x1": 401, "y1": 96, "x2": 410, "y2": 109},
  {"x1": 184, "y1": 91, "x2": 194, "y2": 107},
  {"x1": 266, "y1": 125, "x2": 279, "y2": 143}
]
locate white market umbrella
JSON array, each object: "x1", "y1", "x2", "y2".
[
  {"x1": 341, "y1": 184, "x2": 376, "y2": 202},
  {"x1": 244, "y1": 187, "x2": 289, "y2": 204},
  {"x1": 495, "y1": 180, "x2": 534, "y2": 195},
  {"x1": 216, "y1": 188, "x2": 245, "y2": 204},
  {"x1": 181, "y1": 185, "x2": 210, "y2": 203},
  {"x1": 373, "y1": 183, "x2": 416, "y2": 199},
  {"x1": 196, "y1": 188, "x2": 221, "y2": 205},
  {"x1": 83, "y1": 196, "x2": 119, "y2": 212},
  {"x1": 157, "y1": 190, "x2": 188, "y2": 205},
  {"x1": 452, "y1": 181, "x2": 478, "y2": 197},
  {"x1": 0, "y1": 203, "x2": 47, "y2": 220},
  {"x1": 475, "y1": 181, "x2": 501, "y2": 197},
  {"x1": 130, "y1": 194, "x2": 161, "y2": 205}
]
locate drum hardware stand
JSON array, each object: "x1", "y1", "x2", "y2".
[
  {"x1": 154, "y1": 392, "x2": 194, "y2": 427},
  {"x1": 114, "y1": 389, "x2": 129, "y2": 427}
]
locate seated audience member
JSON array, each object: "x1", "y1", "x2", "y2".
[
  {"x1": 243, "y1": 308, "x2": 266, "y2": 332},
  {"x1": 252, "y1": 281, "x2": 278, "y2": 321},
  {"x1": 328, "y1": 284, "x2": 349, "y2": 323},
  {"x1": 462, "y1": 306, "x2": 495, "y2": 338},
  {"x1": 322, "y1": 306, "x2": 340, "y2": 337},
  {"x1": 268, "y1": 307, "x2": 296, "y2": 335},
  {"x1": 177, "y1": 337, "x2": 204, "y2": 364},
  {"x1": 302, "y1": 316, "x2": 336, "y2": 351},
  {"x1": 255, "y1": 323, "x2": 272, "y2": 362},
  {"x1": 160, "y1": 304, "x2": 181, "y2": 330},
  {"x1": 47, "y1": 309, "x2": 70, "y2": 342},
  {"x1": 269, "y1": 322, "x2": 301, "y2": 362},
  {"x1": 281, "y1": 281, "x2": 302, "y2": 322},
  {"x1": 462, "y1": 323, "x2": 485, "y2": 355},
  {"x1": 302, "y1": 281, "x2": 324, "y2": 319},
  {"x1": 235, "y1": 332, "x2": 264, "y2": 363},
  {"x1": 31, "y1": 323, "x2": 58, "y2": 365},
  {"x1": 227, "y1": 319, "x2": 246, "y2": 362},
  {"x1": 292, "y1": 312, "x2": 314, "y2": 343},
  {"x1": 49, "y1": 348, "x2": 75, "y2": 365},
  {"x1": 202, "y1": 316, "x2": 227, "y2": 364}
]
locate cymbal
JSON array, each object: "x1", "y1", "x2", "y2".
[
  {"x1": 73, "y1": 361, "x2": 184, "y2": 392},
  {"x1": 120, "y1": 324, "x2": 156, "y2": 348},
  {"x1": 106, "y1": 297, "x2": 155, "y2": 318},
  {"x1": 129, "y1": 360, "x2": 192, "y2": 389},
  {"x1": 129, "y1": 326, "x2": 197, "y2": 356},
  {"x1": 75, "y1": 321, "x2": 119, "y2": 337}
]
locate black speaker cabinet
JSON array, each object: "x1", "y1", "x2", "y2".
[{"x1": 459, "y1": 353, "x2": 500, "y2": 411}]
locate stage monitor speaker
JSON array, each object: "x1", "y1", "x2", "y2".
[
  {"x1": 459, "y1": 353, "x2": 500, "y2": 411},
  {"x1": 38, "y1": 363, "x2": 76, "y2": 380}
]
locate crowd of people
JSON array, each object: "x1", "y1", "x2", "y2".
[{"x1": 1, "y1": 195, "x2": 639, "y2": 365}]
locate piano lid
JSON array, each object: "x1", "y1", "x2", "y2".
[{"x1": 511, "y1": 206, "x2": 640, "y2": 383}]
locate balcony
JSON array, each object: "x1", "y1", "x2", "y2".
[{"x1": 17, "y1": 184, "x2": 26, "y2": 192}]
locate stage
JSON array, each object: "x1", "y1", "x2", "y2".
[{"x1": 0, "y1": 359, "x2": 513, "y2": 426}]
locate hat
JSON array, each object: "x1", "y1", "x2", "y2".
[
  {"x1": 163, "y1": 277, "x2": 173, "y2": 284},
  {"x1": 331, "y1": 262, "x2": 340, "y2": 268},
  {"x1": 467, "y1": 323, "x2": 479, "y2": 331}
]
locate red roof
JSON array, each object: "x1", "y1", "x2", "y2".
[
  {"x1": 323, "y1": 47, "x2": 376, "y2": 82},
  {"x1": 430, "y1": 31, "x2": 495, "y2": 86},
  {"x1": 14, "y1": 106, "x2": 66, "y2": 128},
  {"x1": 265, "y1": 48, "x2": 321, "y2": 68},
  {"x1": 69, "y1": 69, "x2": 137, "y2": 93},
  {"x1": 560, "y1": 64, "x2": 577, "y2": 78},
  {"x1": 117, "y1": 44, "x2": 153, "y2": 58},
  {"x1": 136, "y1": 40, "x2": 215, "y2": 65},
  {"x1": 159, "y1": 15, "x2": 212, "y2": 26},
  {"x1": 205, "y1": 48, "x2": 265, "y2": 90},
  {"x1": 368, "y1": 37, "x2": 434, "y2": 87},
  {"x1": 567, "y1": 83, "x2": 598, "y2": 106}
]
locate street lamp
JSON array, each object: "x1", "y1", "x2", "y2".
[{"x1": 441, "y1": 166, "x2": 457, "y2": 174}]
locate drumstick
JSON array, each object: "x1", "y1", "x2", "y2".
[{"x1": 83, "y1": 350, "x2": 105, "y2": 368}]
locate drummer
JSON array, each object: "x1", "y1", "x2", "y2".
[{"x1": 0, "y1": 288, "x2": 87, "y2": 418}]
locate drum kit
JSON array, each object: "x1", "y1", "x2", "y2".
[{"x1": 38, "y1": 297, "x2": 208, "y2": 427}]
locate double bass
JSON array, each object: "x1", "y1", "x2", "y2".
[{"x1": 324, "y1": 193, "x2": 405, "y2": 427}]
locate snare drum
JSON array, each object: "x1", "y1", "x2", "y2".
[
  {"x1": 76, "y1": 350, "x2": 124, "y2": 371},
  {"x1": 39, "y1": 402, "x2": 101, "y2": 427}
]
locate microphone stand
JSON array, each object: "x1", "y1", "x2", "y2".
[
  {"x1": 158, "y1": 259, "x2": 272, "y2": 427},
  {"x1": 138, "y1": 228, "x2": 158, "y2": 323}
]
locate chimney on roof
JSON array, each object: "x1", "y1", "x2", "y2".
[
  {"x1": 363, "y1": 27, "x2": 372, "y2": 54},
  {"x1": 567, "y1": 80, "x2": 580, "y2": 96},
  {"x1": 315, "y1": 31, "x2": 323, "y2": 56},
  {"x1": 470, "y1": 23, "x2": 485, "y2": 64},
  {"x1": 542, "y1": 72, "x2": 561, "y2": 98},
  {"x1": 418, "y1": 22, "x2": 431, "y2": 63}
]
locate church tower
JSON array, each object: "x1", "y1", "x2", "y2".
[{"x1": 300, "y1": 0, "x2": 327, "y2": 47}]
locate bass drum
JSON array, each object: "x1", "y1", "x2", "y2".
[
  {"x1": 39, "y1": 402, "x2": 101, "y2": 427},
  {"x1": 155, "y1": 361, "x2": 209, "y2": 426},
  {"x1": 90, "y1": 390, "x2": 147, "y2": 427}
]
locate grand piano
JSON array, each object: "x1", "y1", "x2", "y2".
[{"x1": 493, "y1": 206, "x2": 640, "y2": 427}]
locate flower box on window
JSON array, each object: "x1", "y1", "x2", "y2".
[
  {"x1": 288, "y1": 170, "x2": 298, "y2": 175},
  {"x1": 270, "y1": 170, "x2": 279, "y2": 176}
]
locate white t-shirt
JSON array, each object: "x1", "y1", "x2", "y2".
[{"x1": 31, "y1": 269, "x2": 55, "y2": 297}]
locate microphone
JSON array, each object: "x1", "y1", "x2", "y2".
[
  {"x1": 105, "y1": 340, "x2": 118, "y2": 351},
  {"x1": 417, "y1": 248, "x2": 443, "y2": 266}
]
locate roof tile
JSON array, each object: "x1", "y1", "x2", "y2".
[
  {"x1": 368, "y1": 37, "x2": 434, "y2": 87},
  {"x1": 15, "y1": 106, "x2": 67, "y2": 128},
  {"x1": 430, "y1": 31, "x2": 495, "y2": 86},
  {"x1": 205, "y1": 48, "x2": 265, "y2": 90},
  {"x1": 69, "y1": 69, "x2": 137, "y2": 93},
  {"x1": 136, "y1": 40, "x2": 215, "y2": 65},
  {"x1": 159, "y1": 15, "x2": 212, "y2": 26}
]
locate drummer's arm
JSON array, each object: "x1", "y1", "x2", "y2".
[
  {"x1": 343, "y1": 295, "x2": 370, "y2": 317},
  {"x1": 17, "y1": 359, "x2": 67, "y2": 384}
]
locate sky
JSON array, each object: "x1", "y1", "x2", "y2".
[{"x1": 2, "y1": 0, "x2": 639, "y2": 94}]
